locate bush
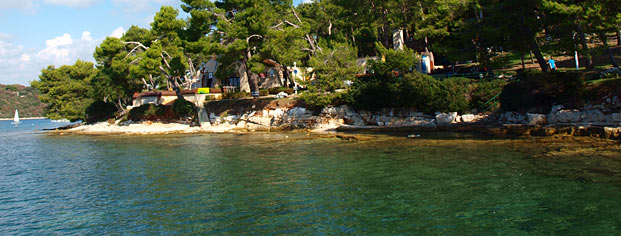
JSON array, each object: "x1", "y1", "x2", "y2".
[
  {"x1": 128, "y1": 104, "x2": 164, "y2": 121},
  {"x1": 470, "y1": 79, "x2": 507, "y2": 112},
  {"x1": 268, "y1": 87, "x2": 295, "y2": 95},
  {"x1": 172, "y1": 98, "x2": 196, "y2": 118},
  {"x1": 300, "y1": 92, "x2": 346, "y2": 111},
  {"x1": 259, "y1": 89, "x2": 269, "y2": 96},
  {"x1": 85, "y1": 100, "x2": 117, "y2": 124},
  {"x1": 500, "y1": 71, "x2": 585, "y2": 113},
  {"x1": 346, "y1": 73, "x2": 472, "y2": 113},
  {"x1": 223, "y1": 91, "x2": 249, "y2": 99},
  {"x1": 346, "y1": 78, "x2": 399, "y2": 110}
]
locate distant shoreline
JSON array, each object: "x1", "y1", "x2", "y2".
[{"x1": 0, "y1": 117, "x2": 47, "y2": 121}]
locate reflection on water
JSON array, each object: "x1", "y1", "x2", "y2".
[{"x1": 1, "y1": 121, "x2": 620, "y2": 234}]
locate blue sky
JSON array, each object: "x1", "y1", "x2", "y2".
[{"x1": 0, "y1": 0, "x2": 307, "y2": 85}]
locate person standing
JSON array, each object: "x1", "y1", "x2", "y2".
[{"x1": 548, "y1": 57, "x2": 557, "y2": 71}]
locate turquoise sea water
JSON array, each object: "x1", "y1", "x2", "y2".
[{"x1": 1, "y1": 119, "x2": 621, "y2": 235}]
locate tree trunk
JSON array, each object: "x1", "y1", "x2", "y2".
[
  {"x1": 601, "y1": 34, "x2": 620, "y2": 68},
  {"x1": 577, "y1": 24, "x2": 594, "y2": 69},
  {"x1": 283, "y1": 66, "x2": 292, "y2": 88},
  {"x1": 238, "y1": 62, "x2": 251, "y2": 93},
  {"x1": 528, "y1": 36, "x2": 549, "y2": 72},
  {"x1": 169, "y1": 77, "x2": 184, "y2": 100},
  {"x1": 521, "y1": 53, "x2": 526, "y2": 69},
  {"x1": 617, "y1": 29, "x2": 621, "y2": 46},
  {"x1": 245, "y1": 50, "x2": 260, "y2": 93}
]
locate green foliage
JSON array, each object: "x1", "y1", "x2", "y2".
[
  {"x1": 268, "y1": 87, "x2": 294, "y2": 95},
  {"x1": 500, "y1": 71, "x2": 586, "y2": 113},
  {"x1": 31, "y1": 60, "x2": 97, "y2": 121},
  {"x1": 307, "y1": 42, "x2": 361, "y2": 92},
  {"x1": 128, "y1": 100, "x2": 197, "y2": 122},
  {"x1": 369, "y1": 43, "x2": 419, "y2": 77},
  {"x1": 223, "y1": 91, "x2": 250, "y2": 99},
  {"x1": 259, "y1": 89, "x2": 269, "y2": 96},
  {"x1": 4, "y1": 85, "x2": 17, "y2": 91},
  {"x1": 85, "y1": 100, "x2": 118, "y2": 124},
  {"x1": 300, "y1": 92, "x2": 345, "y2": 111},
  {"x1": 347, "y1": 73, "x2": 476, "y2": 113},
  {"x1": 0, "y1": 84, "x2": 46, "y2": 118},
  {"x1": 470, "y1": 79, "x2": 508, "y2": 109},
  {"x1": 172, "y1": 98, "x2": 196, "y2": 118},
  {"x1": 128, "y1": 104, "x2": 165, "y2": 121}
]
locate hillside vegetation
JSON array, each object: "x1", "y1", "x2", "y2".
[{"x1": 0, "y1": 84, "x2": 46, "y2": 118}]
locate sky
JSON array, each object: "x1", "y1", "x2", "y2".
[{"x1": 0, "y1": 0, "x2": 308, "y2": 85}]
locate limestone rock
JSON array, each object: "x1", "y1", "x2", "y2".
[
  {"x1": 288, "y1": 107, "x2": 308, "y2": 117},
  {"x1": 435, "y1": 112, "x2": 458, "y2": 125},
  {"x1": 248, "y1": 116, "x2": 272, "y2": 126},
  {"x1": 460, "y1": 114, "x2": 476, "y2": 123},
  {"x1": 548, "y1": 110, "x2": 581, "y2": 124},
  {"x1": 527, "y1": 113, "x2": 547, "y2": 125},
  {"x1": 501, "y1": 112, "x2": 526, "y2": 124}
]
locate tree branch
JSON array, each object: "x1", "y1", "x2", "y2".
[
  {"x1": 246, "y1": 34, "x2": 263, "y2": 44},
  {"x1": 129, "y1": 57, "x2": 142, "y2": 65},
  {"x1": 291, "y1": 7, "x2": 303, "y2": 24}
]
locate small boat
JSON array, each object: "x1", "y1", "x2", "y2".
[{"x1": 12, "y1": 109, "x2": 20, "y2": 124}]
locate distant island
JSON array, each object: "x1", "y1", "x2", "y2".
[{"x1": 0, "y1": 84, "x2": 46, "y2": 119}]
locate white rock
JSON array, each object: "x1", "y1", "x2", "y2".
[
  {"x1": 435, "y1": 112, "x2": 458, "y2": 124},
  {"x1": 288, "y1": 107, "x2": 307, "y2": 117},
  {"x1": 270, "y1": 108, "x2": 285, "y2": 118},
  {"x1": 461, "y1": 114, "x2": 476, "y2": 123},
  {"x1": 248, "y1": 116, "x2": 273, "y2": 126},
  {"x1": 527, "y1": 113, "x2": 548, "y2": 125},
  {"x1": 275, "y1": 91, "x2": 288, "y2": 98}
]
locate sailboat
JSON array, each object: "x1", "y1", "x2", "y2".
[{"x1": 12, "y1": 109, "x2": 20, "y2": 124}]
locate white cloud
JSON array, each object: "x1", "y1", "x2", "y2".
[
  {"x1": 43, "y1": 0, "x2": 99, "y2": 8},
  {"x1": 0, "y1": 33, "x2": 15, "y2": 41},
  {"x1": 109, "y1": 27, "x2": 126, "y2": 38},
  {"x1": 0, "y1": 0, "x2": 38, "y2": 12},
  {"x1": 81, "y1": 31, "x2": 93, "y2": 41},
  {"x1": 0, "y1": 31, "x2": 100, "y2": 85}
]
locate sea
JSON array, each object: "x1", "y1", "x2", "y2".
[{"x1": 1, "y1": 119, "x2": 620, "y2": 235}]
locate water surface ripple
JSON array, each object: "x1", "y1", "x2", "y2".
[{"x1": 1, "y1": 120, "x2": 620, "y2": 235}]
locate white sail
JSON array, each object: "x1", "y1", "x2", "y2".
[{"x1": 13, "y1": 109, "x2": 19, "y2": 123}]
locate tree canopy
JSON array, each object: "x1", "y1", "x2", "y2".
[{"x1": 33, "y1": 0, "x2": 621, "y2": 120}]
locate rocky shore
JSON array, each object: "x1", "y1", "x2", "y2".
[{"x1": 56, "y1": 102, "x2": 621, "y2": 140}]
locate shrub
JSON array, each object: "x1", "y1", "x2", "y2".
[
  {"x1": 300, "y1": 92, "x2": 345, "y2": 111},
  {"x1": 346, "y1": 78, "x2": 399, "y2": 110},
  {"x1": 346, "y1": 73, "x2": 472, "y2": 113},
  {"x1": 128, "y1": 104, "x2": 164, "y2": 121},
  {"x1": 470, "y1": 79, "x2": 507, "y2": 111},
  {"x1": 259, "y1": 89, "x2": 269, "y2": 96},
  {"x1": 500, "y1": 71, "x2": 585, "y2": 113},
  {"x1": 223, "y1": 91, "x2": 249, "y2": 99},
  {"x1": 85, "y1": 100, "x2": 118, "y2": 124},
  {"x1": 173, "y1": 98, "x2": 196, "y2": 118},
  {"x1": 268, "y1": 87, "x2": 295, "y2": 95}
]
